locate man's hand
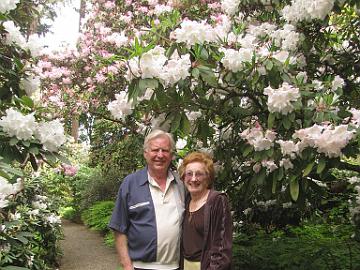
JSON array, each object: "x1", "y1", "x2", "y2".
[{"x1": 114, "y1": 232, "x2": 134, "y2": 270}]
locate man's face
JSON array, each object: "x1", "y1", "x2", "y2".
[{"x1": 144, "y1": 136, "x2": 173, "y2": 174}]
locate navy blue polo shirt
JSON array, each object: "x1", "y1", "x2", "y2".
[{"x1": 109, "y1": 168, "x2": 184, "y2": 262}]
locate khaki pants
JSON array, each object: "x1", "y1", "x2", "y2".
[{"x1": 184, "y1": 258, "x2": 200, "y2": 270}]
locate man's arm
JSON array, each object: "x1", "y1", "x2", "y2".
[{"x1": 114, "y1": 231, "x2": 133, "y2": 270}]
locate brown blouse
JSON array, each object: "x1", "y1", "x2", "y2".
[{"x1": 182, "y1": 205, "x2": 205, "y2": 261}]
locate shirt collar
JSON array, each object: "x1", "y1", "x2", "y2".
[{"x1": 147, "y1": 169, "x2": 175, "y2": 187}]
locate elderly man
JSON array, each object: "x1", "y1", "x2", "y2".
[{"x1": 109, "y1": 129, "x2": 185, "y2": 270}]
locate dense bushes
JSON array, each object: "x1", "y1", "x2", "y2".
[
  {"x1": 0, "y1": 178, "x2": 63, "y2": 269},
  {"x1": 233, "y1": 223, "x2": 360, "y2": 270},
  {"x1": 81, "y1": 200, "x2": 115, "y2": 246}
]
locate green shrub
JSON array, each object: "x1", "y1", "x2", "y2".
[
  {"x1": 233, "y1": 223, "x2": 360, "y2": 270},
  {"x1": 81, "y1": 201, "x2": 115, "y2": 232},
  {"x1": 104, "y1": 231, "x2": 115, "y2": 247},
  {"x1": 60, "y1": 206, "x2": 77, "y2": 221}
]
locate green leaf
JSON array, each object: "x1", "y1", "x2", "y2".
[
  {"x1": 29, "y1": 146, "x2": 39, "y2": 155},
  {"x1": 272, "y1": 175, "x2": 277, "y2": 194},
  {"x1": 242, "y1": 145, "x2": 253, "y2": 157},
  {"x1": 44, "y1": 152, "x2": 57, "y2": 164},
  {"x1": 252, "y1": 169, "x2": 266, "y2": 185},
  {"x1": 282, "y1": 117, "x2": 291, "y2": 129},
  {"x1": 9, "y1": 137, "x2": 18, "y2": 146},
  {"x1": 138, "y1": 78, "x2": 159, "y2": 92},
  {"x1": 200, "y1": 47, "x2": 209, "y2": 60},
  {"x1": 170, "y1": 113, "x2": 182, "y2": 132},
  {"x1": 53, "y1": 153, "x2": 71, "y2": 164},
  {"x1": 180, "y1": 115, "x2": 191, "y2": 135},
  {"x1": 191, "y1": 68, "x2": 200, "y2": 79},
  {"x1": 267, "y1": 113, "x2": 275, "y2": 129},
  {"x1": 15, "y1": 234, "x2": 28, "y2": 244},
  {"x1": 20, "y1": 96, "x2": 34, "y2": 108},
  {"x1": 290, "y1": 177, "x2": 299, "y2": 201},
  {"x1": 22, "y1": 140, "x2": 30, "y2": 147},
  {"x1": 0, "y1": 163, "x2": 23, "y2": 177},
  {"x1": 303, "y1": 162, "x2": 314, "y2": 177},
  {"x1": 316, "y1": 158, "x2": 326, "y2": 174},
  {"x1": 265, "y1": 60, "x2": 273, "y2": 71}
]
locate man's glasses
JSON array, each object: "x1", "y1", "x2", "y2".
[{"x1": 184, "y1": 171, "x2": 207, "y2": 179}]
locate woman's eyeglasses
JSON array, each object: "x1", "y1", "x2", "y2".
[{"x1": 184, "y1": 171, "x2": 207, "y2": 179}]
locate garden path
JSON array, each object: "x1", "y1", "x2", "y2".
[{"x1": 60, "y1": 219, "x2": 120, "y2": 270}]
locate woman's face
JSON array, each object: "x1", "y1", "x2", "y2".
[{"x1": 183, "y1": 162, "x2": 209, "y2": 196}]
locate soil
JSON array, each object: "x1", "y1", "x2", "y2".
[{"x1": 59, "y1": 219, "x2": 120, "y2": 270}]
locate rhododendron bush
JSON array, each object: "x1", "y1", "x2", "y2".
[
  {"x1": 41, "y1": 0, "x2": 360, "y2": 224},
  {"x1": 1, "y1": 0, "x2": 69, "y2": 269}
]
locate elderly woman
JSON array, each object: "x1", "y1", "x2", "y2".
[{"x1": 179, "y1": 151, "x2": 233, "y2": 270}]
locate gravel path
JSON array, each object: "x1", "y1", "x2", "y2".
[{"x1": 60, "y1": 219, "x2": 120, "y2": 270}]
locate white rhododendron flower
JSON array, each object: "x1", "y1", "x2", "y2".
[
  {"x1": 24, "y1": 34, "x2": 44, "y2": 56},
  {"x1": 125, "y1": 57, "x2": 141, "y2": 81},
  {"x1": 241, "y1": 127, "x2": 277, "y2": 151},
  {"x1": 107, "y1": 92, "x2": 134, "y2": 120},
  {"x1": 186, "y1": 111, "x2": 202, "y2": 122},
  {"x1": 45, "y1": 213, "x2": 62, "y2": 224},
  {"x1": 3, "y1": 20, "x2": 26, "y2": 47},
  {"x1": 293, "y1": 124, "x2": 355, "y2": 158},
  {"x1": 331, "y1": 75, "x2": 345, "y2": 91},
  {"x1": 19, "y1": 75, "x2": 41, "y2": 96},
  {"x1": 125, "y1": 48, "x2": 191, "y2": 85},
  {"x1": 0, "y1": 177, "x2": 22, "y2": 209},
  {"x1": 220, "y1": 48, "x2": 253, "y2": 72},
  {"x1": 0, "y1": 108, "x2": 37, "y2": 141},
  {"x1": 282, "y1": 0, "x2": 335, "y2": 23},
  {"x1": 279, "y1": 158, "x2": 294, "y2": 170},
  {"x1": 171, "y1": 20, "x2": 216, "y2": 46},
  {"x1": 151, "y1": 113, "x2": 171, "y2": 131},
  {"x1": 271, "y1": 24, "x2": 300, "y2": 51},
  {"x1": 35, "y1": 119, "x2": 66, "y2": 152},
  {"x1": 264, "y1": 82, "x2": 300, "y2": 115},
  {"x1": 0, "y1": 0, "x2": 20, "y2": 13},
  {"x1": 160, "y1": 53, "x2": 191, "y2": 86},
  {"x1": 261, "y1": 160, "x2": 278, "y2": 174},
  {"x1": 276, "y1": 140, "x2": 298, "y2": 158},
  {"x1": 221, "y1": 0, "x2": 241, "y2": 16},
  {"x1": 154, "y1": 4, "x2": 173, "y2": 15},
  {"x1": 272, "y1": 51, "x2": 290, "y2": 63},
  {"x1": 104, "y1": 32, "x2": 129, "y2": 47},
  {"x1": 176, "y1": 138, "x2": 187, "y2": 150}
]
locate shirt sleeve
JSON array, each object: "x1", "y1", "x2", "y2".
[
  {"x1": 108, "y1": 181, "x2": 129, "y2": 234},
  {"x1": 209, "y1": 194, "x2": 233, "y2": 270}
]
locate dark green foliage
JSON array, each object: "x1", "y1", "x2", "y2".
[
  {"x1": 81, "y1": 201, "x2": 115, "y2": 232},
  {"x1": 233, "y1": 224, "x2": 360, "y2": 270}
]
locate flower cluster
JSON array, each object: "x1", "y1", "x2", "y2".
[
  {"x1": 0, "y1": 108, "x2": 66, "y2": 152},
  {"x1": 125, "y1": 46, "x2": 191, "y2": 86},
  {"x1": 264, "y1": 82, "x2": 301, "y2": 115},
  {"x1": 0, "y1": 177, "x2": 22, "y2": 209},
  {"x1": 3, "y1": 20, "x2": 43, "y2": 56},
  {"x1": 240, "y1": 126, "x2": 277, "y2": 151},
  {"x1": 0, "y1": 0, "x2": 19, "y2": 14},
  {"x1": 107, "y1": 92, "x2": 134, "y2": 120},
  {"x1": 19, "y1": 75, "x2": 41, "y2": 96},
  {"x1": 220, "y1": 47, "x2": 253, "y2": 72},
  {"x1": 282, "y1": 0, "x2": 335, "y2": 23},
  {"x1": 171, "y1": 20, "x2": 216, "y2": 46},
  {"x1": 293, "y1": 124, "x2": 355, "y2": 158},
  {"x1": 221, "y1": 0, "x2": 241, "y2": 16}
]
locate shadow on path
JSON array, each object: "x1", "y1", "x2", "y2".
[{"x1": 60, "y1": 219, "x2": 120, "y2": 270}]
